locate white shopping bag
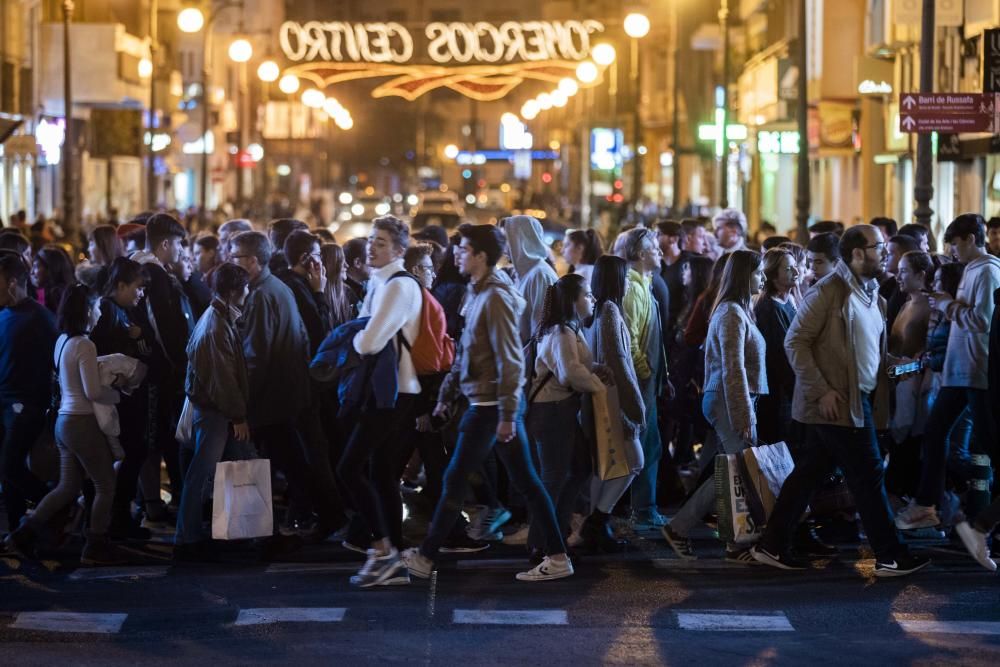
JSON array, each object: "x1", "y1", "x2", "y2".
[
  {"x1": 211, "y1": 459, "x2": 273, "y2": 540},
  {"x1": 715, "y1": 454, "x2": 764, "y2": 545}
]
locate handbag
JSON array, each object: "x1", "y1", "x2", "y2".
[
  {"x1": 211, "y1": 459, "x2": 274, "y2": 540},
  {"x1": 587, "y1": 386, "x2": 635, "y2": 481}
]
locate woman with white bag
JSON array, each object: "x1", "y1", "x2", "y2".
[
  {"x1": 174, "y1": 263, "x2": 255, "y2": 561},
  {"x1": 581, "y1": 255, "x2": 645, "y2": 551}
]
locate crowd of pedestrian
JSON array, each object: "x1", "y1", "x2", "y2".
[{"x1": 2, "y1": 206, "x2": 1000, "y2": 586}]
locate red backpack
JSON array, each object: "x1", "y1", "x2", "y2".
[{"x1": 389, "y1": 272, "x2": 455, "y2": 374}]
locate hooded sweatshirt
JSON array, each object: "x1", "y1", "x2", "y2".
[
  {"x1": 935, "y1": 252, "x2": 1000, "y2": 389},
  {"x1": 504, "y1": 215, "x2": 558, "y2": 343}
]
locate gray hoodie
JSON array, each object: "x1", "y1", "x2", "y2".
[
  {"x1": 937, "y1": 252, "x2": 1000, "y2": 389},
  {"x1": 505, "y1": 215, "x2": 558, "y2": 344}
]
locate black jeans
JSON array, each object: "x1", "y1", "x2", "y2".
[
  {"x1": 527, "y1": 395, "x2": 591, "y2": 549},
  {"x1": 760, "y1": 393, "x2": 903, "y2": 562},
  {"x1": 0, "y1": 400, "x2": 50, "y2": 528},
  {"x1": 916, "y1": 387, "x2": 995, "y2": 508},
  {"x1": 420, "y1": 405, "x2": 566, "y2": 561},
  {"x1": 337, "y1": 394, "x2": 418, "y2": 549},
  {"x1": 110, "y1": 388, "x2": 149, "y2": 527}
]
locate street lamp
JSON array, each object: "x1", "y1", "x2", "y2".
[
  {"x1": 591, "y1": 43, "x2": 616, "y2": 66},
  {"x1": 576, "y1": 60, "x2": 599, "y2": 84},
  {"x1": 443, "y1": 144, "x2": 459, "y2": 160},
  {"x1": 558, "y1": 78, "x2": 579, "y2": 96},
  {"x1": 138, "y1": 57, "x2": 153, "y2": 79},
  {"x1": 257, "y1": 59, "x2": 279, "y2": 83},
  {"x1": 228, "y1": 37, "x2": 252, "y2": 63},
  {"x1": 278, "y1": 73, "x2": 299, "y2": 94},
  {"x1": 62, "y1": 0, "x2": 76, "y2": 235},
  {"x1": 177, "y1": 7, "x2": 205, "y2": 33},
  {"x1": 624, "y1": 12, "x2": 651, "y2": 39},
  {"x1": 550, "y1": 90, "x2": 568, "y2": 107},
  {"x1": 624, "y1": 12, "x2": 650, "y2": 209},
  {"x1": 537, "y1": 93, "x2": 553, "y2": 110},
  {"x1": 301, "y1": 88, "x2": 325, "y2": 108}
]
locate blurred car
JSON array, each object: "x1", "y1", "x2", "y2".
[
  {"x1": 410, "y1": 190, "x2": 465, "y2": 218},
  {"x1": 336, "y1": 192, "x2": 392, "y2": 223}
]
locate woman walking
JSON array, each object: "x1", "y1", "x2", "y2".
[
  {"x1": 527, "y1": 273, "x2": 610, "y2": 554},
  {"x1": 580, "y1": 255, "x2": 645, "y2": 551},
  {"x1": 662, "y1": 250, "x2": 767, "y2": 562},
  {"x1": 5, "y1": 285, "x2": 124, "y2": 565}
]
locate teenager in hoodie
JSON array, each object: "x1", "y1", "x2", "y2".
[
  {"x1": 896, "y1": 214, "x2": 1000, "y2": 531},
  {"x1": 503, "y1": 215, "x2": 559, "y2": 345}
]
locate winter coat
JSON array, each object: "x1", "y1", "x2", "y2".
[
  {"x1": 185, "y1": 299, "x2": 250, "y2": 423},
  {"x1": 310, "y1": 317, "x2": 399, "y2": 416},
  {"x1": 505, "y1": 215, "x2": 558, "y2": 344},
  {"x1": 936, "y1": 253, "x2": 1000, "y2": 389}
]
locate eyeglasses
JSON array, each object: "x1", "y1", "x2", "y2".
[{"x1": 862, "y1": 242, "x2": 886, "y2": 252}]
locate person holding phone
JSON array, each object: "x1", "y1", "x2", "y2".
[
  {"x1": 174, "y1": 263, "x2": 255, "y2": 561},
  {"x1": 662, "y1": 250, "x2": 767, "y2": 562}
]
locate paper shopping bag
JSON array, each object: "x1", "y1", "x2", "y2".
[
  {"x1": 741, "y1": 441, "x2": 795, "y2": 519},
  {"x1": 211, "y1": 459, "x2": 273, "y2": 540},
  {"x1": 589, "y1": 387, "x2": 632, "y2": 481},
  {"x1": 715, "y1": 454, "x2": 764, "y2": 545}
]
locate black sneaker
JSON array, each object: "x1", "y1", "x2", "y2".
[
  {"x1": 793, "y1": 526, "x2": 838, "y2": 557},
  {"x1": 661, "y1": 524, "x2": 697, "y2": 560},
  {"x1": 874, "y1": 552, "x2": 931, "y2": 578},
  {"x1": 750, "y1": 545, "x2": 808, "y2": 570},
  {"x1": 439, "y1": 533, "x2": 490, "y2": 554}
]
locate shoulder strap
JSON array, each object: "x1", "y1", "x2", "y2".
[
  {"x1": 387, "y1": 270, "x2": 423, "y2": 355},
  {"x1": 55, "y1": 336, "x2": 71, "y2": 374},
  {"x1": 528, "y1": 371, "x2": 553, "y2": 404}
]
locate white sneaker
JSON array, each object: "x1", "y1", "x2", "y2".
[
  {"x1": 350, "y1": 549, "x2": 409, "y2": 587},
  {"x1": 502, "y1": 523, "x2": 530, "y2": 545},
  {"x1": 894, "y1": 501, "x2": 940, "y2": 530},
  {"x1": 516, "y1": 556, "x2": 574, "y2": 582},
  {"x1": 401, "y1": 548, "x2": 435, "y2": 579},
  {"x1": 955, "y1": 521, "x2": 997, "y2": 572}
]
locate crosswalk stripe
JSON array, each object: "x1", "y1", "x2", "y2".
[
  {"x1": 675, "y1": 610, "x2": 794, "y2": 632},
  {"x1": 894, "y1": 615, "x2": 1000, "y2": 635},
  {"x1": 234, "y1": 607, "x2": 347, "y2": 626},
  {"x1": 10, "y1": 612, "x2": 128, "y2": 634},
  {"x1": 264, "y1": 563, "x2": 360, "y2": 574},
  {"x1": 68, "y1": 566, "x2": 170, "y2": 582},
  {"x1": 452, "y1": 609, "x2": 568, "y2": 625}
]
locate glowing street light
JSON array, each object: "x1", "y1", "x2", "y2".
[
  {"x1": 500, "y1": 112, "x2": 520, "y2": 125},
  {"x1": 443, "y1": 144, "x2": 460, "y2": 159},
  {"x1": 537, "y1": 92, "x2": 553, "y2": 110},
  {"x1": 301, "y1": 88, "x2": 325, "y2": 108},
  {"x1": 551, "y1": 90, "x2": 568, "y2": 107},
  {"x1": 335, "y1": 113, "x2": 354, "y2": 130},
  {"x1": 257, "y1": 60, "x2": 280, "y2": 83},
  {"x1": 592, "y1": 43, "x2": 616, "y2": 66},
  {"x1": 558, "y1": 78, "x2": 579, "y2": 96},
  {"x1": 228, "y1": 38, "x2": 253, "y2": 63},
  {"x1": 138, "y1": 57, "x2": 153, "y2": 79},
  {"x1": 278, "y1": 74, "x2": 300, "y2": 95},
  {"x1": 576, "y1": 60, "x2": 599, "y2": 84},
  {"x1": 323, "y1": 97, "x2": 344, "y2": 117},
  {"x1": 624, "y1": 13, "x2": 651, "y2": 39},
  {"x1": 177, "y1": 7, "x2": 205, "y2": 33},
  {"x1": 521, "y1": 100, "x2": 540, "y2": 120}
]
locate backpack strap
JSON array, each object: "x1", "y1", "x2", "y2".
[
  {"x1": 54, "y1": 336, "x2": 71, "y2": 374},
  {"x1": 528, "y1": 371, "x2": 553, "y2": 404},
  {"x1": 387, "y1": 270, "x2": 422, "y2": 356}
]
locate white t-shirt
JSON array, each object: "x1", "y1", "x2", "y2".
[{"x1": 848, "y1": 290, "x2": 884, "y2": 394}]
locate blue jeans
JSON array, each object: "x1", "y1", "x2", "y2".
[
  {"x1": 630, "y1": 380, "x2": 662, "y2": 515},
  {"x1": 420, "y1": 405, "x2": 566, "y2": 560},
  {"x1": 175, "y1": 406, "x2": 255, "y2": 545},
  {"x1": 669, "y1": 390, "x2": 754, "y2": 538},
  {"x1": 527, "y1": 395, "x2": 591, "y2": 549},
  {"x1": 760, "y1": 393, "x2": 902, "y2": 561},
  {"x1": 916, "y1": 387, "x2": 996, "y2": 508}
]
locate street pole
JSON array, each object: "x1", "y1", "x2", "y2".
[
  {"x1": 718, "y1": 0, "x2": 730, "y2": 209},
  {"x1": 671, "y1": 0, "x2": 681, "y2": 215},
  {"x1": 913, "y1": 0, "x2": 935, "y2": 227},
  {"x1": 631, "y1": 37, "x2": 643, "y2": 213},
  {"x1": 62, "y1": 0, "x2": 75, "y2": 238},
  {"x1": 147, "y1": 0, "x2": 158, "y2": 210},
  {"x1": 200, "y1": 21, "x2": 210, "y2": 228},
  {"x1": 795, "y1": 0, "x2": 810, "y2": 242}
]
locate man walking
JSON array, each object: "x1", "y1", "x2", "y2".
[
  {"x1": 751, "y1": 225, "x2": 929, "y2": 577},
  {"x1": 402, "y1": 224, "x2": 573, "y2": 582}
]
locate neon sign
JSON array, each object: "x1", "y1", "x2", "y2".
[{"x1": 279, "y1": 20, "x2": 605, "y2": 64}]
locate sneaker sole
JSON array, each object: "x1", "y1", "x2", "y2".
[
  {"x1": 955, "y1": 524, "x2": 998, "y2": 572},
  {"x1": 341, "y1": 541, "x2": 368, "y2": 555},
  {"x1": 660, "y1": 527, "x2": 698, "y2": 561},
  {"x1": 873, "y1": 561, "x2": 931, "y2": 578},
  {"x1": 515, "y1": 569, "x2": 574, "y2": 582},
  {"x1": 439, "y1": 545, "x2": 490, "y2": 554},
  {"x1": 894, "y1": 517, "x2": 939, "y2": 531}
]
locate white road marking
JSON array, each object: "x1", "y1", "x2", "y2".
[
  {"x1": 234, "y1": 607, "x2": 347, "y2": 626},
  {"x1": 452, "y1": 609, "x2": 568, "y2": 625},
  {"x1": 894, "y1": 615, "x2": 1000, "y2": 635},
  {"x1": 10, "y1": 611, "x2": 128, "y2": 634},
  {"x1": 676, "y1": 610, "x2": 794, "y2": 632},
  {"x1": 68, "y1": 566, "x2": 170, "y2": 581}
]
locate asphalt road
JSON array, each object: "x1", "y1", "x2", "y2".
[{"x1": 1, "y1": 522, "x2": 998, "y2": 666}]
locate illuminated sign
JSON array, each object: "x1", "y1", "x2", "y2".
[
  {"x1": 757, "y1": 130, "x2": 800, "y2": 154},
  {"x1": 280, "y1": 20, "x2": 605, "y2": 64},
  {"x1": 36, "y1": 118, "x2": 65, "y2": 165},
  {"x1": 858, "y1": 79, "x2": 892, "y2": 95},
  {"x1": 590, "y1": 128, "x2": 622, "y2": 171},
  {"x1": 500, "y1": 113, "x2": 533, "y2": 150}
]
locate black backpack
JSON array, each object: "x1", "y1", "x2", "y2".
[{"x1": 522, "y1": 334, "x2": 552, "y2": 405}]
